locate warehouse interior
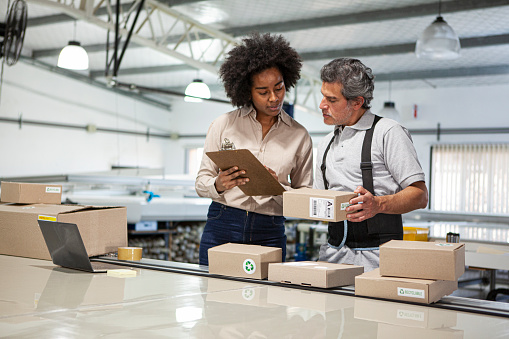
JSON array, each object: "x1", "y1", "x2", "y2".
[{"x1": 1, "y1": 0, "x2": 509, "y2": 337}]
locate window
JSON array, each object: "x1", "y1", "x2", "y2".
[
  {"x1": 431, "y1": 144, "x2": 509, "y2": 214},
  {"x1": 186, "y1": 147, "x2": 204, "y2": 177}
]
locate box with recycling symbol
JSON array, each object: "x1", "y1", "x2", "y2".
[{"x1": 208, "y1": 243, "x2": 282, "y2": 279}]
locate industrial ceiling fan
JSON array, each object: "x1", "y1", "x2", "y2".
[{"x1": 0, "y1": 0, "x2": 27, "y2": 66}]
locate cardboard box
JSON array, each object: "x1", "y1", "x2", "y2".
[
  {"x1": 283, "y1": 188, "x2": 356, "y2": 222},
  {"x1": 268, "y1": 261, "x2": 363, "y2": 288},
  {"x1": 208, "y1": 243, "x2": 282, "y2": 279},
  {"x1": 0, "y1": 203, "x2": 127, "y2": 260},
  {"x1": 377, "y1": 323, "x2": 464, "y2": 339},
  {"x1": 355, "y1": 269, "x2": 457, "y2": 304},
  {"x1": 379, "y1": 240, "x2": 465, "y2": 281},
  {"x1": 1, "y1": 181, "x2": 62, "y2": 204},
  {"x1": 267, "y1": 285, "x2": 355, "y2": 312},
  {"x1": 354, "y1": 298, "x2": 457, "y2": 329}
]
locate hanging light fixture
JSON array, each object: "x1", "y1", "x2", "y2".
[
  {"x1": 184, "y1": 79, "x2": 211, "y2": 102},
  {"x1": 379, "y1": 81, "x2": 400, "y2": 122},
  {"x1": 57, "y1": 21, "x2": 89, "y2": 70},
  {"x1": 415, "y1": 0, "x2": 460, "y2": 60}
]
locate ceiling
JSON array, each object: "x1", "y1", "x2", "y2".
[{"x1": 4, "y1": 0, "x2": 509, "y2": 111}]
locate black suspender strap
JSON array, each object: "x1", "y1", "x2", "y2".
[
  {"x1": 360, "y1": 115, "x2": 382, "y2": 195},
  {"x1": 321, "y1": 128, "x2": 339, "y2": 190}
]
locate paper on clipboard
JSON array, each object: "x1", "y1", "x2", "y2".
[{"x1": 206, "y1": 149, "x2": 285, "y2": 196}]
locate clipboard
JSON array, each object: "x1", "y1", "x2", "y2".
[{"x1": 206, "y1": 149, "x2": 285, "y2": 196}]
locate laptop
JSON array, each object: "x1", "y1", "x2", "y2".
[{"x1": 38, "y1": 220, "x2": 129, "y2": 273}]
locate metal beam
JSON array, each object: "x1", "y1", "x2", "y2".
[
  {"x1": 222, "y1": 0, "x2": 509, "y2": 36},
  {"x1": 375, "y1": 65, "x2": 509, "y2": 82},
  {"x1": 27, "y1": 0, "x2": 204, "y2": 27},
  {"x1": 299, "y1": 33, "x2": 509, "y2": 60},
  {"x1": 19, "y1": 55, "x2": 173, "y2": 111}
]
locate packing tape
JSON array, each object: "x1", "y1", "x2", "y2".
[{"x1": 118, "y1": 247, "x2": 142, "y2": 261}]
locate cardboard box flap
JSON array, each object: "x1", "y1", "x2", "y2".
[
  {"x1": 0, "y1": 203, "x2": 87, "y2": 214},
  {"x1": 59, "y1": 205, "x2": 127, "y2": 214}
]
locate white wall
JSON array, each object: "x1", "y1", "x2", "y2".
[{"x1": 1, "y1": 61, "x2": 508, "y2": 182}]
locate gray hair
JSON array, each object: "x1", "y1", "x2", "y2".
[{"x1": 320, "y1": 58, "x2": 375, "y2": 109}]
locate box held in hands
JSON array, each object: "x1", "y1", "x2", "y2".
[{"x1": 283, "y1": 188, "x2": 356, "y2": 222}]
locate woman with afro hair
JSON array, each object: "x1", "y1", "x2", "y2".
[{"x1": 195, "y1": 32, "x2": 313, "y2": 266}]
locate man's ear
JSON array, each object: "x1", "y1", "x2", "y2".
[{"x1": 352, "y1": 96, "x2": 365, "y2": 110}]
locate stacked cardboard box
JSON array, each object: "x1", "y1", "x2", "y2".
[
  {"x1": 355, "y1": 240, "x2": 465, "y2": 304},
  {"x1": 0, "y1": 182, "x2": 127, "y2": 260}
]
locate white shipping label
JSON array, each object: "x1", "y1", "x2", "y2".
[
  {"x1": 310, "y1": 198, "x2": 334, "y2": 219},
  {"x1": 45, "y1": 187, "x2": 61, "y2": 193},
  {"x1": 397, "y1": 287, "x2": 425, "y2": 299}
]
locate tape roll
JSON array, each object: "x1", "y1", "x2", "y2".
[{"x1": 118, "y1": 247, "x2": 142, "y2": 261}]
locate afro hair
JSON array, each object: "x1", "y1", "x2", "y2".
[{"x1": 219, "y1": 32, "x2": 302, "y2": 108}]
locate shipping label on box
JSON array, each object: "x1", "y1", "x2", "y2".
[
  {"x1": 283, "y1": 188, "x2": 356, "y2": 222},
  {"x1": 268, "y1": 261, "x2": 363, "y2": 288},
  {"x1": 355, "y1": 269, "x2": 458, "y2": 304},
  {"x1": 379, "y1": 240, "x2": 465, "y2": 281},
  {"x1": 1, "y1": 181, "x2": 62, "y2": 204},
  {"x1": 0, "y1": 203, "x2": 127, "y2": 260},
  {"x1": 208, "y1": 243, "x2": 282, "y2": 280}
]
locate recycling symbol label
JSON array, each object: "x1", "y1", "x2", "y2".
[
  {"x1": 242, "y1": 288, "x2": 255, "y2": 301},
  {"x1": 243, "y1": 259, "x2": 256, "y2": 274}
]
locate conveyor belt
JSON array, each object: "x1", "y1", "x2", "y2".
[{"x1": 93, "y1": 256, "x2": 509, "y2": 318}]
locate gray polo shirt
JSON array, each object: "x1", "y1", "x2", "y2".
[{"x1": 314, "y1": 110, "x2": 425, "y2": 194}]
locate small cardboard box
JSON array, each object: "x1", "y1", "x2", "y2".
[
  {"x1": 354, "y1": 298, "x2": 457, "y2": 329},
  {"x1": 355, "y1": 269, "x2": 457, "y2": 304},
  {"x1": 1, "y1": 181, "x2": 62, "y2": 204},
  {"x1": 208, "y1": 243, "x2": 282, "y2": 279},
  {"x1": 379, "y1": 240, "x2": 465, "y2": 281},
  {"x1": 283, "y1": 188, "x2": 356, "y2": 222},
  {"x1": 0, "y1": 203, "x2": 127, "y2": 260},
  {"x1": 268, "y1": 261, "x2": 363, "y2": 288}
]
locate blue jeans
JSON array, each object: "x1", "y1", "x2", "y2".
[{"x1": 199, "y1": 201, "x2": 287, "y2": 266}]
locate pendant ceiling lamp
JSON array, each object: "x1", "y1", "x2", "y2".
[
  {"x1": 57, "y1": 21, "x2": 89, "y2": 70},
  {"x1": 184, "y1": 78, "x2": 211, "y2": 102},
  {"x1": 379, "y1": 81, "x2": 400, "y2": 122},
  {"x1": 415, "y1": 0, "x2": 460, "y2": 60}
]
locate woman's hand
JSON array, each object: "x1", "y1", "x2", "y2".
[
  {"x1": 215, "y1": 166, "x2": 249, "y2": 193},
  {"x1": 265, "y1": 166, "x2": 278, "y2": 181}
]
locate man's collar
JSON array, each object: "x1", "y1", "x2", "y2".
[{"x1": 339, "y1": 110, "x2": 374, "y2": 131}]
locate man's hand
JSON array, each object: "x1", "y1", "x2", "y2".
[
  {"x1": 345, "y1": 186, "x2": 380, "y2": 222},
  {"x1": 215, "y1": 166, "x2": 249, "y2": 193}
]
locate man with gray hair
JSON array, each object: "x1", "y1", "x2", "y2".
[{"x1": 314, "y1": 58, "x2": 428, "y2": 272}]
